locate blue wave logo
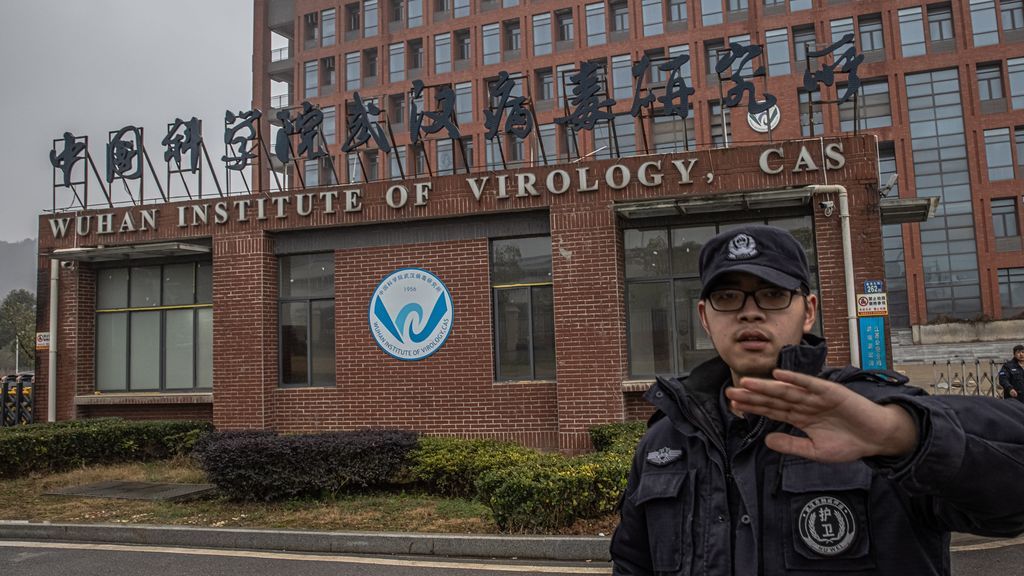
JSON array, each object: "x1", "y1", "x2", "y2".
[
  {"x1": 369, "y1": 268, "x2": 454, "y2": 361},
  {"x1": 373, "y1": 293, "x2": 449, "y2": 344}
]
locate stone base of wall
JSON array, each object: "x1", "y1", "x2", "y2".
[{"x1": 912, "y1": 319, "x2": 1024, "y2": 344}]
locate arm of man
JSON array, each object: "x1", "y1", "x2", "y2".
[{"x1": 727, "y1": 369, "x2": 1024, "y2": 536}]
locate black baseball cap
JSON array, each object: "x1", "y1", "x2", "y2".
[{"x1": 698, "y1": 225, "x2": 811, "y2": 299}]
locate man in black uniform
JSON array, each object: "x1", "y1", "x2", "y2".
[
  {"x1": 611, "y1": 225, "x2": 1024, "y2": 576},
  {"x1": 999, "y1": 344, "x2": 1024, "y2": 402}
]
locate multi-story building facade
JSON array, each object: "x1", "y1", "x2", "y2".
[{"x1": 255, "y1": 0, "x2": 1024, "y2": 329}]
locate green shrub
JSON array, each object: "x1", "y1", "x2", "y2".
[
  {"x1": 476, "y1": 450, "x2": 631, "y2": 532},
  {"x1": 0, "y1": 418, "x2": 213, "y2": 479},
  {"x1": 408, "y1": 436, "x2": 545, "y2": 498},
  {"x1": 195, "y1": 429, "x2": 419, "y2": 501},
  {"x1": 589, "y1": 421, "x2": 646, "y2": 453}
]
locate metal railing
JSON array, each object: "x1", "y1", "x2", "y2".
[
  {"x1": 271, "y1": 94, "x2": 291, "y2": 109},
  {"x1": 1, "y1": 377, "x2": 33, "y2": 427},
  {"x1": 928, "y1": 358, "x2": 1006, "y2": 398}
]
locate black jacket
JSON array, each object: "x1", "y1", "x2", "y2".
[
  {"x1": 999, "y1": 359, "x2": 1024, "y2": 400},
  {"x1": 611, "y1": 336, "x2": 1024, "y2": 576}
]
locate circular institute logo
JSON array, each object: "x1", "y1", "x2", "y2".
[
  {"x1": 369, "y1": 268, "x2": 454, "y2": 361},
  {"x1": 798, "y1": 496, "x2": 857, "y2": 556}
]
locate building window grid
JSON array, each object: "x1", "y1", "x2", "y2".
[
  {"x1": 928, "y1": 5, "x2": 955, "y2": 42},
  {"x1": 1004, "y1": 0, "x2": 1024, "y2": 30},
  {"x1": 978, "y1": 63, "x2": 1005, "y2": 102},
  {"x1": 859, "y1": 15, "x2": 885, "y2": 53},
  {"x1": 838, "y1": 79, "x2": 892, "y2": 132},
  {"x1": 95, "y1": 263, "x2": 213, "y2": 392},
  {"x1": 986, "y1": 127, "x2": 1015, "y2": 180},
  {"x1": 611, "y1": 1, "x2": 629, "y2": 32},
  {"x1": 322, "y1": 8, "x2": 337, "y2": 46},
  {"x1": 899, "y1": 7, "x2": 927, "y2": 57},
  {"x1": 534, "y1": 13, "x2": 553, "y2": 56},
  {"x1": 999, "y1": 267, "x2": 1024, "y2": 318},
  {"x1": 669, "y1": 0, "x2": 687, "y2": 21},
  {"x1": 971, "y1": 0, "x2": 1000, "y2": 46},
  {"x1": 993, "y1": 198, "x2": 1020, "y2": 238},
  {"x1": 279, "y1": 254, "x2": 336, "y2": 388},
  {"x1": 906, "y1": 68, "x2": 982, "y2": 320},
  {"x1": 491, "y1": 237, "x2": 555, "y2": 382},
  {"x1": 643, "y1": 0, "x2": 665, "y2": 35},
  {"x1": 766, "y1": 28, "x2": 791, "y2": 77},
  {"x1": 435, "y1": 33, "x2": 452, "y2": 74},
  {"x1": 586, "y1": 3, "x2": 607, "y2": 46}
]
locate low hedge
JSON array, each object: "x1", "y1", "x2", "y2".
[
  {"x1": 407, "y1": 436, "x2": 546, "y2": 498},
  {"x1": 409, "y1": 422, "x2": 645, "y2": 531},
  {"x1": 0, "y1": 418, "x2": 213, "y2": 479},
  {"x1": 195, "y1": 429, "x2": 419, "y2": 501},
  {"x1": 588, "y1": 421, "x2": 646, "y2": 454}
]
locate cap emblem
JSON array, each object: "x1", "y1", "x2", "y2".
[{"x1": 727, "y1": 234, "x2": 758, "y2": 260}]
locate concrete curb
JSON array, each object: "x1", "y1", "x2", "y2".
[{"x1": 0, "y1": 521, "x2": 613, "y2": 562}]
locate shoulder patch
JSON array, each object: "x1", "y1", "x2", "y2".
[{"x1": 646, "y1": 447, "x2": 683, "y2": 466}]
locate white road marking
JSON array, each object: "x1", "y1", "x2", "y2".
[
  {"x1": 951, "y1": 535, "x2": 1024, "y2": 553},
  {"x1": 0, "y1": 541, "x2": 612, "y2": 574}
]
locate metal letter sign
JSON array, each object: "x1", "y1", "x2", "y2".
[
  {"x1": 630, "y1": 53, "x2": 694, "y2": 120},
  {"x1": 410, "y1": 79, "x2": 462, "y2": 143},
  {"x1": 342, "y1": 92, "x2": 392, "y2": 154},
  {"x1": 106, "y1": 126, "x2": 143, "y2": 183},
  {"x1": 803, "y1": 33, "x2": 863, "y2": 105},
  {"x1": 556, "y1": 61, "x2": 615, "y2": 132},
  {"x1": 275, "y1": 101, "x2": 327, "y2": 164},
  {"x1": 50, "y1": 132, "x2": 86, "y2": 188},
  {"x1": 716, "y1": 42, "x2": 776, "y2": 115},
  {"x1": 484, "y1": 71, "x2": 533, "y2": 140},
  {"x1": 222, "y1": 109, "x2": 261, "y2": 171},
  {"x1": 163, "y1": 117, "x2": 203, "y2": 173}
]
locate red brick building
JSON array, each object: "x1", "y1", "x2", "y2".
[{"x1": 36, "y1": 135, "x2": 909, "y2": 452}]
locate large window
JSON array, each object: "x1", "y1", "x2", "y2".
[
  {"x1": 899, "y1": 7, "x2": 926, "y2": 57},
  {"x1": 928, "y1": 5, "x2": 955, "y2": 43},
  {"x1": 322, "y1": 8, "x2": 337, "y2": 46},
  {"x1": 483, "y1": 23, "x2": 500, "y2": 64},
  {"x1": 859, "y1": 14, "x2": 885, "y2": 53},
  {"x1": 766, "y1": 28, "x2": 790, "y2": 77},
  {"x1": 999, "y1": 267, "x2": 1024, "y2": 318},
  {"x1": 972, "y1": 0, "x2": 1000, "y2": 45},
  {"x1": 906, "y1": 68, "x2": 981, "y2": 320},
  {"x1": 625, "y1": 217, "x2": 818, "y2": 377},
  {"x1": 643, "y1": 0, "x2": 664, "y2": 35},
  {"x1": 279, "y1": 253, "x2": 336, "y2": 387},
  {"x1": 993, "y1": 198, "x2": 1020, "y2": 238},
  {"x1": 491, "y1": 237, "x2": 555, "y2": 381},
  {"x1": 586, "y1": 3, "x2": 606, "y2": 46},
  {"x1": 839, "y1": 78, "x2": 892, "y2": 131},
  {"x1": 533, "y1": 13, "x2": 552, "y2": 56},
  {"x1": 305, "y1": 60, "x2": 319, "y2": 98},
  {"x1": 435, "y1": 33, "x2": 451, "y2": 74},
  {"x1": 96, "y1": 262, "x2": 213, "y2": 392},
  {"x1": 985, "y1": 128, "x2": 1015, "y2": 180}
]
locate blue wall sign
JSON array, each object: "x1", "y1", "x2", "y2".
[
  {"x1": 863, "y1": 280, "x2": 884, "y2": 294},
  {"x1": 858, "y1": 316, "x2": 887, "y2": 370},
  {"x1": 369, "y1": 268, "x2": 454, "y2": 361}
]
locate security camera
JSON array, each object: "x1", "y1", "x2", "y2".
[
  {"x1": 59, "y1": 260, "x2": 77, "y2": 271},
  {"x1": 818, "y1": 200, "x2": 835, "y2": 210}
]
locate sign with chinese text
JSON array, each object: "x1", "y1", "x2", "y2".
[
  {"x1": 858, "y1": 317, "x2": 886, "y2": 370},
  {"x1": 855, "y1": 293, "x2": 888, "y2": 317}
]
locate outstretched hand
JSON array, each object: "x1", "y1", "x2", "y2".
[{"x1": 724, "y1": 369, "x2": 919, "y2": 463}]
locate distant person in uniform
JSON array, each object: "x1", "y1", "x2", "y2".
[
  {"x1": 611, "y1": 225, "x2": 1024, "y2": 576},
  {"x1": 999, "y1": 344, "x2": 1024, "y2": 402}
]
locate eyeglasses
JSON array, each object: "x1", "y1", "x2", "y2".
[{"x1": 706, "y1": 288, "x2": 802, "y2": 312}]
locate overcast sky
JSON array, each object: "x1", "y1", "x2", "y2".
[{"x1": 0, "y1": 0, "x2": 253, "y2": 243}]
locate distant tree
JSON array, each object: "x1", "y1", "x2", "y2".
[{"x1": 0, "y1": 289, "x2": 36, "y2": 368}]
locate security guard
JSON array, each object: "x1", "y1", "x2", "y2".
[
  {"x1": 999, "y1": 345, "x2": 1024, "y2": 402},
  {"x1": 611, "y1": 225, "x2": 1024, "y2": 576}
]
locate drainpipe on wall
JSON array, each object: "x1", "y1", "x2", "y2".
[
  {"x1": 804, "y1": 185, "x2": 860, "y2": 368},
  {"x1": 48, "y1": 259, "x2": 59, "y2": 422}
]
